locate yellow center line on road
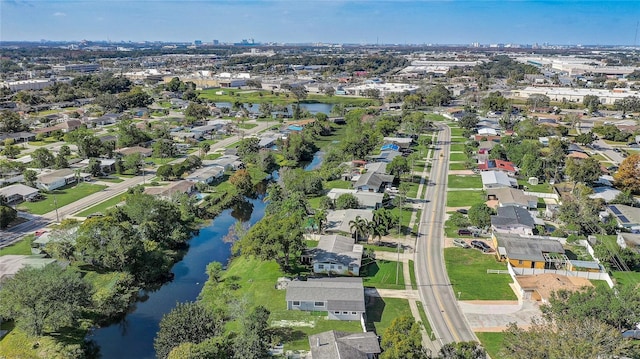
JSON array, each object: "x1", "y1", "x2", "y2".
[{"x1": 425, "y1": 127, "x2": 461, "y2": 343}]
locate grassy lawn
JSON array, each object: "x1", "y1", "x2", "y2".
[
  {"x1": 401, "y1": 181, "x2": 420, "y2": 198},
  {"x1": 450, "y1": 127, "x2": 466, "y2": 137},
  {"x1": 450, "y1": 144, "x2": 465, "y2": 152},
  {"x1": 476, "y1": 332, "x2": 505, "y2": 359},
  {"x1": 516, "y1": 179, "x2": 554, "y2": 193},
  {"x1": 415, "y1": 301, "x2": 434, "y2": 337},
  {"x1": 238, "y1": 123, "x2": 258, "y2": 130},
  {"x1": 408, "y1": 259, "x2": 417, "y2": 290},
  {"x1": 324, "y1": 180, "x2": 353, "y2": 189},
  {"x1": 364, "y1": 244, "x2": 405, "y2": 254},
  {"x1": 448, "y1": 175, "x2": 482, "y2": 189},
  {"x1": 76, "y1": 193, "x2": 128, "y2": 217},
  {"x1": 199, "y1": 88, "x2": 376, "y2": 106},
  {"x1": 307, "y1": 195, "x2": 324, "y2": 210},
  {"x1": 426, "y1": 113, "x2": 448, "y2": 122},
  {"x1": 449, "y1": 162, "x2": 468, "y2": 171},
  {"x1": 446, "y1": 190, "x2": 486, "y2": 207},
  {"x1": 445, "y1": 247, "x2": 516, "y2": 300},
  {"x1": 449, "y1": 152, "x2": 468, "y2": 162},
  {"x1": 365, "y1": 297, "x2": 412, "y2": 335},
  {"x1": 0, "y1": 235, "x2": 34, "y2": 256},
  {"x1": 199, "y1": 256, "x2": 361, "y2": 351},
  {"x1": 388, "y1": 206, "x2": 412, "y2": 235},
  {"x1": 361, "y1": 260, "x2": 405, "y2": 290},
  {"x1": 450, "y1": 136, "x2": 468, "y2": 143},
  {"x1": 18, "y1": 183, "x2": 107, "y2": 215},
  {"x1": 611, "y1": 271, "x2": 640, "y2": 288}
]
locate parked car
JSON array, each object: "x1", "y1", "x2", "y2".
[
  {"x1": 622, "y1": 330, "x2": 640, "y2": 340},
  {"x1": 457, "y1": 229, "x2": 472, "y2": 236},
  {"x1": 456, "y1": 209, "x2": 468, "y2": 215},
  {"x1": 471, "y1": 240, "x2": 491, "y2": 252},
  {"x1": 453, "y1": 238, "x2": 471, "y2": 249}
]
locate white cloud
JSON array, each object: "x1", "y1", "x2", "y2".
[{"x1": 53, "y1": 12, "x2": 66, "y2": 17}]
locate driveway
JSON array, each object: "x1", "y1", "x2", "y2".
[{"x1": 458, "y1": 300, "x2": 542, "y2": 332}]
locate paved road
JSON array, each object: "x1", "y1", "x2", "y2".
[
  {"x1": 0, "y1": 121, "x2": 272, "y2": 248},
  {"x1": 415, "y1": 124, "x2": 477, "y2": 350}
]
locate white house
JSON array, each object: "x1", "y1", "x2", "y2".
[
  {"x1": 481, "y1": 170, "x2": 517, "y2": 190},
  {"x1": 303, "y1": 234, "x2": 363, "y2": 276}
]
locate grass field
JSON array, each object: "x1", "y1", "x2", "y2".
[
  {"x1": 0, "y1": 235, "x2": 34, "y2": 256},
  {"x1": 324, "y1": 180, "x2": 353, "y2": 189},
  {"x1": 361, "y1": 260, "x2": 405, "y2": 290},
  {"x1": 612, "y1": 271, "x2": 640, "y2": 288},
  {"x1": 450, "y1": 136, "x2": 468, "y2": 143},
  {"x1": 415, "y1": 301, "x2": 434, "y2": 338},
  {"x1": 476, "y1": 332, "x2": 506, "y2": 359},
  {"x1": 365, "y1": 297, "x2": 412, "y2": 335},
  {"x1": 445, "y1": 247, "x2": 516, "y2": 300},
  {"x1": 408, "y1": 259, "x2": 417, "y2": 290},
  {"x1": 449, "y1": 152, "x2": 468, "y2": 162},
  {"x1": 446, "y1": 190, "x2": 485, "y2": 207},
  {"x1": 18, "y1": 183, "x2": 107, "y2": 215},
  {"x1": 450, "y1": 127, "x2": 466, "y2": 137},
  {"x1": 450, "y1": 144, "x2": 466, "y2": 152},
  {"x1": 448, "y1": 175, "x2": 482, "y2": 189},
  {"x1": 199, "y1": 88, "x2": 377, "y2": 106},
  {"x1": 364, "y1": 244, "x2": 405, "y2": 254},
  {"x1": 199, "y1": 256, "x2": 361, "y2": 351},
  {"x1": 449, "y1": 162, "x2": 468, "y2": 171},
  {"x1": 76, "y1": 193, "x2": 128, "y2": 217},
  {"x1": 516, "y1": 179, "x2": 554, "y2": 193}
]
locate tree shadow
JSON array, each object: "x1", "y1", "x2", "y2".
[
  {"x1": 361, "y1": 261, "x2": 380, "y2": 277},
  {"x1": 364, "y1": 295, "x2": 386, "y2": 333},
  {"x1": 265, "y1": 327, "x2": 306, "y2": 346}
]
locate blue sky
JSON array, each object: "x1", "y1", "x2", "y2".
[{"x1": 2, "y1": 0, "x2": 639, "y2": 45}]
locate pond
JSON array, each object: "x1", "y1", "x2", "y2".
[{"x1": 89, "y1": 196, "x2": 267, "y2": 359}]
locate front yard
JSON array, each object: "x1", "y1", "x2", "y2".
[
  {"x1": 446, "y1": 190, "x2": 486, "y2": 208},
  {"x1": 17, "y1": 183, "x2": 107, "y2": 215},
  {"x1": 361, "y1": 260, "x2": 405, "y2": 290},
  {"x1": 448, "y1": 175, "x2": 482, "y2": 189},
  {"x1": 444, "y1": 248, "x2": 516, "y2": 300}
]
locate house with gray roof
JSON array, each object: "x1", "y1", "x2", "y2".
[
  {"x1": 325, "y1": 209, "x2": 374, "y2": 235},
  {"x1": 492, "y1": 233, "x2": 566, "y2": 270},
  {"x1": 326, "y1": 188, "x2": 384, "y2": 210},
  {"x1": 303, "y1": 234, "x2": 363, "y2": 276},
  {"x1": 286, "y1": 277, "x2": 365, "y2": 321},
  {"x1": 352, "y1": 162, "x2": 394, "y2": 193},
  {"x1": 0, "y1": 184, "x2": 39, "y2": 204},
  {"x1": 607, "y1": 204, "x2": 640, "y2": 230},
  {"x1": 491, "y1": 206, "x2": 536, "y2": 236},
  {"x1": 0, "y1": 255, "x2": 57, "y2": 281},
  {"x1": 185, "y1": 165, "x2": 225, "y2": 184},
  {"x1": 308, "y1": 330, "x2": 381, "y2": 359},
  {"x1": 481, "y1": 170, "x2": 517, "y2": 190},
  {"x1": 617, "y1": 232, "x2": 640, "y2": 254}
]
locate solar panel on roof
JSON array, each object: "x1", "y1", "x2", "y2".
[
  {"x1": 619, "y1": 216, "x2": 630, "y2": 224},
  {"x1": 610, "y1": 206, "x2": 622, "y2": 215}
]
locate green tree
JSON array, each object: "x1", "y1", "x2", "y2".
[
  {"x1": 0, "y1": 204, "x2": 17, "y2": 229},
  {"x1": 526, "y1": 94, "x2": 550, "y2": 111},
  {"x1": 199, "y1": 142, "x2": 211, "y2": 158},
  {"x1": 458, "y1": 112, "x2": 479, "y2": 130},
  {"x1": 236, "y1": 137, "x2": 260, "y2": 163},
  {"x1": 0, "y1": 264, "x2": 91, "y2": 336},
  {"x1": 157, "y1": 164, "x2": 173, "y2": 180},
  {"x1": 387, "y1": 156, "x2": 410, "y2": 180},
  {"x1": 1, "y1": 142, "x2": 20, "y2": 159},
  {"x1": 87, "y1": 158, "x2": 102, "y2": 176},
  {"x1": 439, "y1": 341, "x2": 486, "y2": 359},
  {"x1": 206, "y1": 261, "x2": 224, "y2": 283},
  {"x1": 467, "y1": 203, "x2": 493, "y2": 228},
  {"x1": 23, "y1": 169, "x2": 37, "y2": 187},
  {"x1": 565, "y1": 157, "x2": 601, "y2": 189},
  {"x1": 380, "y1": 316, "x2": 427, "y2": 359},
  {"x1": 76, "y1": 217, "x2": 143, "y2": 271},
  {"x1": 575, "y1": 131, "x2": 596, "y2": 146},
  {"x1": 54, "y1": 153, "x2": 69, "y2": 169},
  {"x1": 0, "y1": 110, "x2": 25, "y2": 133},
  {"x1": 185, "y1": 102, "x2": 210, "y2": 121},
  {"x1": 583, "y1": 95, "x2": 600, "y2": 113},
  {"x1": 32, "y1": 147, "x2": 55, "y2": 169},
  {"x1": 153, "y1": 139, "x2": 177, "y2": 159},
  {"x1": 154, "y1": 301, "x2": 225, "y2": 359},
  {"x1": 336, "y1": 193, "x2": 360, "y2": 209},
  {"x1": 233, "y1": 305, "x2": 271, "y2": 359},
  {"x1": 349, "y1": 215, "x2": 370, "y2": 241},
  {"x1": 229, "y1": 169, "x2": 254, "y2": 196}
]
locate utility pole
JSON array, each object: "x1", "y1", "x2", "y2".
[
  {"x1": 53, "y1": 194, "x2": 60, "y2": 223},
  {"x1": 395, "y1": 241, "x2": 400, "y2": 285}
]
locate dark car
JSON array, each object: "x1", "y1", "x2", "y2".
[
  {"x1": 457, "y1": 229, "x2": 472, "y2": 236},
  {"x1": 471, "y1": 240, "x2": 491, "y2": 252},
  {"x1": 456, "y1": 209, "x2": 468, "y2": 215}
]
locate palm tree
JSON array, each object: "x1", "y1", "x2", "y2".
[
  {"x1": 369, "y1": 222, "x2": 385, "y2": 244},
  {"x1": 349, "y1": 216, "x2": 370, "y2": 242},
  {"x1": 313, "y1": 209, "x2": 327, "y2": 235}
]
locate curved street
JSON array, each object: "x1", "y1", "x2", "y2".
[{"x1": 415, "y1": 123, "x2": 477, "y2": 351}]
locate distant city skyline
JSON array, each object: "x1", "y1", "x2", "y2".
[{"x1": 2, "y1": 0, "x2": 640, "y2": 45}]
